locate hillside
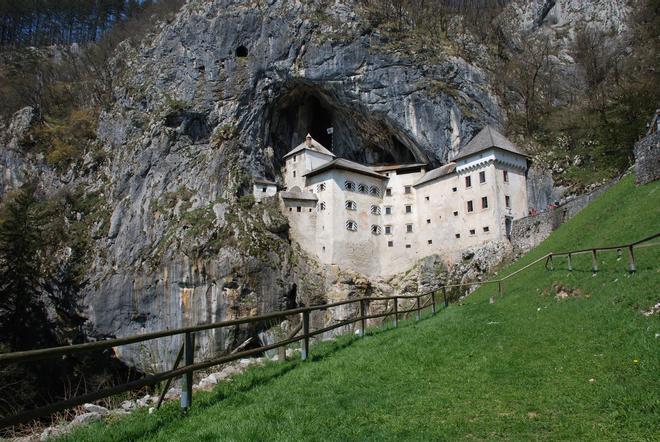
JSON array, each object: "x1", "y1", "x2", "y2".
[{"x1": 62, "y1": 174, "x2": 660, "y2": 440}]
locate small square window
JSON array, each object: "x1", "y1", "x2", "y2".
[
  {"x1": 469, "y1": 229, "x2": 476, "y2": 235},
  {"x1": 427, "y1": 239, "x2": 432, "y2": 245},
  {"x1": 503, "y1": 170, "x2": 509, "y2": 182},
  {"x1": 405, "y1": 205, "x2": 412, "y2": 214},
  {"x1": 479, "y1": 171, "x2": 486, "y2": 183},
  {"x1": 483, "y1": 226, "x2": 490, "y2": 232},
  {"x1": 262, "y1": 186, "x2": 267, "y2": 192},
  {"x1": 465, "y1": 176, "x2": 472, "y2": 188},
  {"x1": 385, "y1": 225, "x2": 392, "y2": 235},
  {"x1": 467, "y1": 201, "x2": 474, "y2": 212},
  {"x1": 386, "y1": 188, "x2": 392, "y2": 196},
  {"x1": 426, "y1": 219, "x2": 431, "y2": 224},
  {"x1": 385, "y1": 207, "x2": 392, "y2": 215},
  {"x1": 453, "y1": 211, "x2": 458, "y2": 216},
  {"x1": 425, "y1": 196, "x2": 430, "y2": 201},
  {"x1": 406, "y1": 224, "x2": 413, "y2": 233},
  {"x1": 452, "y1": 187, "x2": 457, "y2": 192},
  {"x1": 388, "y1": 241, "x2": 394, "y2": 247},
  {"x1": 322, "y1": 246, "x2": 326, "y2": 251},
  {"x1": 455, "y1": 233, "x2": 461, "y2": 238},
  {"x1": 405, "y1": 244, "x2": 411, "y2": 249},
  {"x1": 404, "y1": 186, "x2": 412, "y2": 194},
  {"x1": 297, "y1": 207, "x2": 301, "y2": 212}
]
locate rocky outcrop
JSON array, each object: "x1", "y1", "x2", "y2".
[
  {"x1": 634, "y1": 131, "x2": 659, "y2": 185},
  {"x1": 77, "y1": 0, "x2": 506, "y2": 369}
]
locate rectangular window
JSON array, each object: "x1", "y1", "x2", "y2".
[
  {"x1": 453, "y1": 211, "x2": 458, "y2": 216},
  {"x1": 406, "y1": 224, "x2": 413, "y2": 233},
  {"x1": 482, "y1": 196, "x2": 488, "y2": 209},
  {"x1": 503, "y1": 170, "x2": 509, "y2": 182},
  {"x1": 452, "y1": 187, "x2": 457, "y2": 192},
  {"x1": 388, "y1": 241, "x2": 394, "y2": 247},
  {"x1": 405, "y1": 205, "x2": 412, "y2": 214},
  {"x1": 385, "y1": 206, "x2": 392, "y2": 215},
  {"x1": 479, "y1": 171, "x2": 486, "y2": 183},
  {"x1": 505, "y1": 195, "x2": 511, "y2": 208},
  {"x1": 455, "y1": 233, "x2": 461, "y2": 238},
  {"x1": 262, "y1": 186, "x2": 267, "y2": 192},
  {"x1": 404, "y1": 186, "x2": 412, "y2": 194},
  {"x1": 483, "y1": 226, "x2": 490, "y2": 232},
  {"x1": 469, "y1": 229, "x2": 476, "y2": 235},
  {"x1": 386, "y1": 188, "x2": 392, "y2": 196},
  {"x1": 465, "y1": 176, "x2": 472, "y2": 188},
  {"x1": 405, "y1": 244, "x2": 411, "y2": 249},
  {"x1": 425, "y1": 196, "x2": 430, "y2": 201},
  {"x1": 296, "y1": 207, "x2": 301, "y2": 212},
  {"x1": 427, "y1": 240, "x2": 433, "y2": 245},
  {"x1": 293, "y1": 155, "x2": 297, "y2": 162},
  {"x1": 426, "y1": 219, "x2": 431, "y2": 224},
  {"x1": 289, "y1": 207, "x2": 292, "y2": 212},
  {"x1": 467, "y1": 201, "x2": 474, "y2": 212},
  {"x1": 385, "y1": 225, "x2": 392, "y2": 235}
]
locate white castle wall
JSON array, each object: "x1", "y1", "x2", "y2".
[{"x1": 280, "y1": 146, "x2": 529, "y2": 277}]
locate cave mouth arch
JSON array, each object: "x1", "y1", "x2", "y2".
[{"x1": 267, "y1": 83, "x2": 425, "y2": 168}]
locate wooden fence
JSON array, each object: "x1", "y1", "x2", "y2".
[{"x1": 0, "y1": 231, "x2": 658, "y2": 429}]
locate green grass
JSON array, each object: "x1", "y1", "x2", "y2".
[{"x1": 64, "y1": 175, "x2": 660, "y2": 441}]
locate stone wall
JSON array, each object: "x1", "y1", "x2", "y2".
[
  {"x1": 510, "y1": 182, "x2": 613, "y2": 255},
  {"x1": 634, "y1": 132, "x2": 660, "y2": 185}
]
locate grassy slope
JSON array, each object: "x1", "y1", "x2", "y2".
[{"x1": 65, "y1": 175, "x2": 660, "y2": 441}]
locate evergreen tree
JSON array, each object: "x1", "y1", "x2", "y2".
[{"x1": 0, "y1": 183, "x2": 54, "y2": 351}]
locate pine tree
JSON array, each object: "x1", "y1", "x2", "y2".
[{"x1": 0, "y1": 183, "x2": 54, "y2": 351}]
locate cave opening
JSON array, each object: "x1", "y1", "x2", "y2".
[
  {"x1": 235, "y1": 45, "x2": 248, "y2": 57},
  {"x1": 268, "y1": 84, "x2": 423, "y2": 168}
]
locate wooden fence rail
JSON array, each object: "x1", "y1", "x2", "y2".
[{"x1": 0, "y1": 231, "x2": 658, "y2": 429}]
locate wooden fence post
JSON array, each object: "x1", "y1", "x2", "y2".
[
  {"x1": 393, "y1": 297, "x2": 398, "y2": 328},
  {"x1": 567, "y1": 253, "x2": 573, "y2": 271},
  {"x1": 627, "y1": 245, "x2": 636, "y2": 273},
  {"x1": 360, "y1": 300, "x2": 366, "y2": 337},
  {"x1": 416, "y1": 296, "x2": 421, "y2": 321},
  {"x1": 591, "y1": 249, "x2": 598, "y2": 273},
  {"x1": 301, "y1": 311, "x2": 309, "y2": 361},
  {"x1": 180, "y1": 332, "x2": 194, "y2": 411},
  {"x1": 443, "y1": 287, "x2": 448, "y2": 308},
  {"x1": 431, "y1": 292, "x2": 436, "y2": 315}
]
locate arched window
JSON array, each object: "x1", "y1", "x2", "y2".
[
  {"x1": 370, "y1": 205, "x2": 381, "y2": 215},
  {"x1": 358, "y1": 183, "x2": 368, "y2": 193},
  {"x1": 318, "y1": 201, "x2": 326, "y2": 211},
  {"x1": 344, "y1": 180, "x2": 356, "y2": 191},
  {"x1": 316, "y1": 183, "x2": 326, "y2": 192},
  {"x1": 346, "y1": 220, "x2": 358, "y2": 231},
  {"x1": 345, "y1": 200, "x2": 357, "y2": 210},
  {"x1": 369, "y1": 186, "x2": 381, "y2": 196},
  {"x1": 371, "y1": 225, "x2": 382, "y2": 235}
]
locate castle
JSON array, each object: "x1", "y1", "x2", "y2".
[{"x1": 254, "y1": 126, "x2": 529, "y2": 277}]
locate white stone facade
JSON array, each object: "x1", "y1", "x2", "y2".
[{"x1": 276, "y1": 129, "x2": 529, "y2": 277}]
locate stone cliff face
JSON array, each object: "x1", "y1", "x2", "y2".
[
  {"x1": 0, "y1": 0, "x2": 632, "y2": 370},
  {"x1": 83, "y1": 0, "x2": 504, "y2": 370}
]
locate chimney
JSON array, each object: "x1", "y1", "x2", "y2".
[{"x1": 305, "y1": 133, "x2": 312, "y2": 147}]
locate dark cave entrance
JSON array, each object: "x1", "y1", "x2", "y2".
[{"x1": 268, "y1": 83, "x2": 424, "y2": 167}]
